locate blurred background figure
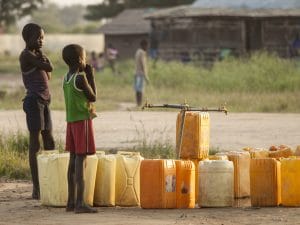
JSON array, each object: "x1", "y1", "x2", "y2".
[
  {"x1": 149, "y1": 21, "x2": 159, "y2": 67},
  {"x1": 106, "y1": 43, "x2": 119, "y2": 74}
]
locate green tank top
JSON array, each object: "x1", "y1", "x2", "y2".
[{"x1": 63, "y1": 73, "x2": 90, "y2": 122}]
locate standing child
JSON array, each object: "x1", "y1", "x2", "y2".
[
  {"x1": 62, "y1": 44, "x2": 97, "y2": 213},
  {"x1": 134, "y1": 39, "x2": 149, "y2": 107},
  {"x1": 19, "y1": 23, "x2": 55, "y2": 200}
]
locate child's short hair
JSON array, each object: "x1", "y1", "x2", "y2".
[
  {"x1": 22, "y1": 23, "x2": 42, "y2": 42},
  {"x1": 62, "y1": 44, "x2": 84, "y2": 67}
]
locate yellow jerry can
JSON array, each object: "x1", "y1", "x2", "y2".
[
  {"x1": 281, "y1": 158, "x2": 300, "y2": 206},
  {"x1": 217, "y1": 151, "x2": 250, "y2": 198},
  {"x1": 38, "y1": 151, "x2": 69, "y2": 206},
  {"x1": 115, "y1": 151, "x2": 143, "y2": 206},
  {"x1": 176, "y1": 112, "x2": 210, "y2": 160},
  {"x1": 94, "y1": 154, "x2": 116, "y2": 206},
  {"x1": 84, "y1": 155, "x2": 98, "y2": 206},
  {"x1": 250, "y1": 158, "x2": 281, "y2": 207}
]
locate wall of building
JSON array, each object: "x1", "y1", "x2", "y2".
[
  {"x1": 0, "y1": 34, "x2": 104, "y2": 56},
  {"x1": 104, "y1": 34, "x2": 149, "y2": 59},
  {"x1": 152, "y1": 17, "x2": 300, "y2": 62}
]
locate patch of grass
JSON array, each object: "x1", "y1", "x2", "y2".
[
  {"x1": 0, "y1": 131, "x2": 64, "y2": 179},
  {"x1": 1, "y1": 51, "x2": 300, "y2": 112}
]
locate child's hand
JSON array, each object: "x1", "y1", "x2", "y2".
[{"x1": 84, "y1": 64, "x2": 94, "y2": 77}]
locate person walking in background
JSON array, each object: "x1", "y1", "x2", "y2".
[
  {"x1": 62, "y1": 44, "x2": 97, "y2": 213},
  {"x1": 106, "y1": 43, "x2": 118, "y2": 74},
  {"x1": 19, "y1": 23, "x2": 55, "y2": 200},
  {"x1": 134, "y1": 39, "x2": 149, "y2": 107}
]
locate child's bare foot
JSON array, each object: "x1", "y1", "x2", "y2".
[
  {"x1": 32, "y1": 189, "x2": 40, "y2": 200},
  {"x1": 74, "y1": 204, "x2": 97, "y2": 214},
  {"x1": 66, "y1": 203, "x2": 75, "y2": 212}
]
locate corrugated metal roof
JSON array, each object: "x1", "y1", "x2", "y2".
[
  {"x1": 99, "y1": 9, "x2": 151, "y2": 35},
  {"x1": 145, "y1": 6, "x2": 300, "y2": 19},
  {"x1": 192, "y1": 0, "x2": 300, "y2": 9}
]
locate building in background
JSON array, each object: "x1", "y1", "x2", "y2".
[
  {"x1": 145, "y1": 1, "x2": 300, "y2": 62},
  {"x1": 99, "y1": 9, "x2": 151, "y2": 59}
]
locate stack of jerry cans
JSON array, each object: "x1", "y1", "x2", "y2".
[
  {"x1": 37, "y1": 151, "x2": 98, "y2": 206},
  {"x1": 175, "y1": 160, "x2": 195, "y2": 208},
  {"x1": 176, "y1": 111, "x2": 210, "y2": 205},
  {"x1": 94, "y1": 154, "x2": 116, "y2": 206},
  {"x1": 115, "y1": 151, "x2": 143, "y2": 206},
  {"x1": 281, "y1": 158, "x2": 300, "y2": 206},
  {"x1": 217, "y1": 151, "x2": 250, "y2": 198},
  {"x1": 140, "y1": 159, "x2": 177, "y2": 208},
  {"x1": 198, "y1": 160, "x2": 234, "y2": 207},
  {"x1": 250, "y1": 158, "x2": 281, "y2": 207}
]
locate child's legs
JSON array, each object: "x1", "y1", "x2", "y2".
[
  {"x1": 75, "y1": 154, "x2": 86, "y2": 207},
  {"x1": 41, "y1": 130, "x2": 55, "y2": 150},
  {"x1": 67, "y1": 152, "x2": 76, "y2": 208},
  {"x1": 23, "y1": 96, "x2": 43, "y2": 198},
  {"x1": 29, "y1": 130, "x2": 40, "y2": 198},
  {"x1": 41, "y1": 101, "x2": 55, "y2": 150}
]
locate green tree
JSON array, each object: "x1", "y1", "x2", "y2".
[
  {"x1": 0, "y1": 0, "x2": 43, "y2": 30},
  {"x1": 85, "y1": 0, "x2": 195, "y2": 20}
]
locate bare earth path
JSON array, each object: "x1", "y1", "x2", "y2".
[
  {"x1": 1, "y1": 110, "x2": 300, "y2": 225},
  {"x1": 0, "y1": 110, "x2": 299, "y2": 150}
]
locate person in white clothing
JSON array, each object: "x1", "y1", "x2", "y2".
[{"x1": 134, "y1": 40, "x2": 149, "y2": 107}]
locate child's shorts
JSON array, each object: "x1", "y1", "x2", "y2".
[
  {"x1": 65, "y1": 119, "x2": 96, "y2": 155},
  {"x1": 23, "y1": 95, "x2": 52, "y2": 132}
]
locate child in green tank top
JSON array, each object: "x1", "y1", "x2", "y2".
[{"x1": 62, "y1": 44, "x2": 98, "y2": 214}]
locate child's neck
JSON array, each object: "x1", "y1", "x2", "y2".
[{"x1": 69, "y1": 67, "x2": 79, "y2": 75}]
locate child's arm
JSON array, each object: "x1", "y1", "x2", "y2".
[
  {"x1": 84, "y1": 64, "x2": 96, "y2": 95},
  {"x1": 75, "y1": 71, "x2": 96, "y2": 103},
  {"x1": 23, "y1": 49, "x2": 53, "y2": 72}
]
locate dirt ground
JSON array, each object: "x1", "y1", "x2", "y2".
[
  {"x1": 1, "y1": 180, "x2": 300, "y2": 225},
  {"x1": 1, "y1": 110, "x2": 300, "y2": 224}
]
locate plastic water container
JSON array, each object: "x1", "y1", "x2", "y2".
[
  {"x1": 38, "y1": 151, "x2": 69, "y2": 206},
  {"x1": 281, "y1": 158, "x2": 300, "y2": 206},
  {"x1": 176, "y1": 112, "x2": 210, "y2": 160},
  {"x1": 175, "y1": 160, "x2": 195, "y2": 208},
  {"x1": 115, "y1": 151, "x2": 143, "y2": 206},
  {"x1": 84, "y1": 155, "x2": 98, "y2": 206},
  {"x1": 208, "y1": 155, "x2": 228, "y2": 160},
  {"x1": 38, "y1": 151, "x2": 98, "y2": 207},
  {"x1": 198, "y1": 160, "x2": 234, "y2": 207},
  {"x1": 249, "y1": 149, "x2": 269, "y2": 159},
  {"x1": 250, "y1": 158, "x2": 281, "y2": 207},
  {"x1": 140, "y1": 159, "x2": 177, "y2": 208},
  {"x1": 217, "y1": 151, "x2": 250, "y2": 198},
  {"x1": 94, "y1": 154, "x2": 116, "y2": 206},
  {"x1": 191, "y1": 159, "x2": 200, "y2": 204}
]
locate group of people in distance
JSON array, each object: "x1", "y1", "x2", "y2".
[{"x1": 19, "y1": 23, "x2": 152, "y2": 214}]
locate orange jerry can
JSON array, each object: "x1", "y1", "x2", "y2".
[
  {"x1": 176, "y1": 112, "x2": 210, "y2": 160},
  {"x1": 250, "y1": 158, "x2": 281, "y2": 207},
  {"x1": 175, "y1": 160, "x2": 195, "y2": 208},
  {"x1": 281, "y1": 158, "x2": 300, "y2": 206},
  {"x1": 140, "y1": 159, "x2": 176, "y2": 209},
  {"x1": 191, "y1": 159, "x2": 200, "y2": 203}
]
